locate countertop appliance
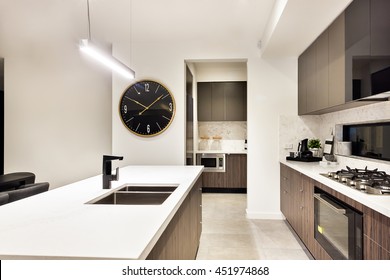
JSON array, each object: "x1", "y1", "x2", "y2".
[
  {"x1": 196, "y1": 153, "x2": 225, "y2": 172},
  {"x1": 286, "y1": 138, "x2": 322, "y2": 162},
  {"x1": 321, "y1": 166, "x2": 390, "y2": 195},
  {"x1": 314, "y1": 187, "x2": 363, "y2": 260}
]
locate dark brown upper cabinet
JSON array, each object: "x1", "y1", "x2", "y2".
[
  {"x1": 298, "y1": 0, "x2": 390, "y2": 115},
  {"x1": 370, "y1": 0, "x2": 390, "y2": 56},
  {"x1": 197, "y1": 81, "x2": 247, "y2": 121},
  {"x1": 346, "y1": 0, "x2": 390, "y2": 101},
  {"x1": 299, "y1": 13, "x2": 345, "y2": 114}
]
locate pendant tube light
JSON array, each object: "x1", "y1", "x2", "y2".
[
  {"x1": 79, "y1": 0, "x2": 135, "y2": 79},
  {"x1": 80, "y1": 39, "x2": 135, "y2": 79}
]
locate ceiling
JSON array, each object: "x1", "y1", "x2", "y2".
[
  {"x1": 89, "y1": 0, "x2": 352, "y2": 57},
  {"x1": 0, "y1": 0, "x2": 352, "y2": 63}
]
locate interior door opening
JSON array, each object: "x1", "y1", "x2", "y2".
[{"x1": 1, "y1": 58, "x2": 4, "y2": 175}]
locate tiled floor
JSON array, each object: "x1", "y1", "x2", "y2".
[{"x1": 196, "y1": 193, "x2": 312, "y2": 260}]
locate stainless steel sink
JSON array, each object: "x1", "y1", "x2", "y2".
[
  {"x1": 87, "y1": 184, "x2": 178, "y2": 205},
  {"x1": 117, "y1": 185, "x2": 178, "y2": 192}
]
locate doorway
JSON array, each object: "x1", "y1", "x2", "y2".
[
  {"x1": 0, "y1": 58, "x2": 4, "y2": 175},
  {"x1": 185, "y1": 59, "x2": 248, "y2": 193},
  {"x1": 185, "y1": 65, "x2": 194, "y2": 165}
]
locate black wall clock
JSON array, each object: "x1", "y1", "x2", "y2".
[{"x1": 119, "y1": 80, "x2": 175, "y2": 137}]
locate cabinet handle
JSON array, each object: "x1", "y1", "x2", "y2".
[{"x1": 314, "y1": 193, "x2": 346, "y2": 214}]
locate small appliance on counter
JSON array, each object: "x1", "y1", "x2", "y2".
[{"x1": 286, "y1": 138, "x2": 322, "y2": 162}]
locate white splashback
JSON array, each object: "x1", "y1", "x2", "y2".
[
  {"x1": 279, "y1": 101, "x2": 390, "y2": 172},
  {"x1": 198, "y1": 121, "x2": 247, "y2": 139},
  {"x1": 198, "y1": 121, "x2": 247, "y2": 151}
]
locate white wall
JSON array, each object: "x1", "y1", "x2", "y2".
[
  {"x1": 0, "y1": 0, "x2": 112, "y2": 188},
  {"x1": 246, "y1": 57, "x2": 297, "y2": 219},
  {"x1": 0, "y1": 0, "x2": 299, "y2": 218},
  {"x1": 112, "y1": 36, "x2": 298, "y2": 218},
  {"x1": 195, "y1": 62, "x2": 247, "y2": 82}
]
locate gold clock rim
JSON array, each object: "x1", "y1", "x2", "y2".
[{"x1": 118, "y1": 79, "x2": 176, "y2": 137}]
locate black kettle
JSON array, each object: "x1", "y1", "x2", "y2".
[{"x1": 298, "y1": 138, "x2": 312, "y2": 158}]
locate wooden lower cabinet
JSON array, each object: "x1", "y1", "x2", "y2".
[
  {"x1": 202, "y1": 154, "x2": 247, "y2": 191},
  {"x1": 280, "y1": 163, "x2": 390, "y2": 260},
  {"x1": 146, "y1": 177, "x2": 202, "y2": 260},
  {"x1": 280, "y1": 164, "x2": 291, "y2": 221},
  {"x1": 363, "y1": 206, "x2": 390, "y2": 260},
  {"x1": 280, "y1": 164, "x2": 308, "y2": 242},
  {"x1": 280, "y1": 164, "x2": 330, "y2": 259}
]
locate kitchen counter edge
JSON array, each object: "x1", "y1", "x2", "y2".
[{"x1": 0, "y1": 165, "x2": 204, "y2": 260}]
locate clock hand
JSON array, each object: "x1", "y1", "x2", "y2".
[
  {"x1": 125, "y1": 96, "x2": 148, "y2": 109},
  {"x1": 139, "y1": 94, "x2": 164, "y2": 115}
]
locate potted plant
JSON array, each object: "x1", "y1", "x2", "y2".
[{"x1": 308, "y1": 138, "x2": 321, "y2": 157}]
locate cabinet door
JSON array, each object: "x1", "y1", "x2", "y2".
[
  {"x1": 226, "y1": 154, "x2": 247, "y2": 188},
  {"x1": 345, "y1": 0, "x2": 370, "y2": 54},
  {"x1": 280, "y1": 164, "x2": 291, "y2": 219},
  {"x1": 305, "y1": 43, "x2": 317, "y2": 113},
  {"x1": 211, "y1": 83, "x2": 225, "y2": 121},
  {"x1": 202, "y1": 172, "x2": 226, "y2": 188},
  {"x1": 328, "y1": 12, "x2": 346, "y2": 107},
  {"x1": 298, "y1": 50, "x2": 308, "y2": 115},
  {"x1": 363, "y1": 206, "x2": 390, "y2": 259},
  {"x1": 225, "y1": 82, "x2": 247, "y2": 121},
  {"x1": 197, "y1": 83, "x2": 212, "y2": 121},
  {"x1": 290, "y1": 169, "x2": 302, "y2": 233},
  {"x1": 316, "y1": 30, "x2": 329, "y2": 111},
  {"x1": 370, "y1": 0, "x2": 390, "y2": 56},
  {"x1": 345, "y1": 0, "x2": 371, "y2": 101},
  {"x1": 299, "y1": 174, "x2": 314, "y2": 246},
  {"x1": 198, "y1": 82, "x2": 247, "y2": 121}
]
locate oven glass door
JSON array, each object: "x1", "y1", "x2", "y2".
[
  {"x1": 314, "y1": 193, "x2": 349, "y2": 259},
  {"x1": 314, "y1": 190, "x2": 363, "y2": 260}
]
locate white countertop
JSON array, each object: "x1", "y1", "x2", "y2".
[
  {"x1": 281, "y1": 160, "x2": 390, "y2": 218},
  {"x1": 0, "y1": 165, "x2": 203, "y2": 260}
]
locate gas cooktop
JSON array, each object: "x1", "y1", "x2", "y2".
[{"x1": 321, "y1": 166, "x2": 390, "y2": 195}]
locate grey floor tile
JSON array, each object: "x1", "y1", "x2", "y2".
[{"x1": 197, "y1": 193, "x2": 310, "y2": 260}]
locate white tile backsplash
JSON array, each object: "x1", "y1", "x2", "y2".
[
  {"x1": 198, "y1": 121, "x2": 247, "y2": 151},
  {"x1": 279, "y1": 100, "x2": 390, "y2": 171},
  {"x1": 198, "y1": 121, "x2": 247, "y2": 139}
]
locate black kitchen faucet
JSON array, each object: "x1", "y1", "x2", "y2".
[{"x1": 102, "y1": 155, "x2": 123, "y2": 189}]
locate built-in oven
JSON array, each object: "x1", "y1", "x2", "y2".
[
  {"x1": 314, "y1": 187, "x2": 363, "y2": 260},
  {"x1": 196, "y1": 153, "x2": 225, "y2": 172}
]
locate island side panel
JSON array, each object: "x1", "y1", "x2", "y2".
[{"x1": 146, "y1": 176, "x2": 202, "y2": 260}]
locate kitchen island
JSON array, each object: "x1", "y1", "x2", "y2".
[{"x1": 0, "y1": 165, "x2": 203, "y2": 260}]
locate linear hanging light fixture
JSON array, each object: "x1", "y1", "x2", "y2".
[{"x1": 79, "y1": 0, "x2": 135, "y2": 79}]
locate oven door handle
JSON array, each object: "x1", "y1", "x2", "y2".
[{"x1": 314, "y1": 193, "x2": 346, "y2": 214}]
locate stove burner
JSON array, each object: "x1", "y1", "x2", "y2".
[{"x1": 321, "y1": 166, "x2": 390, "y2": 195}]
